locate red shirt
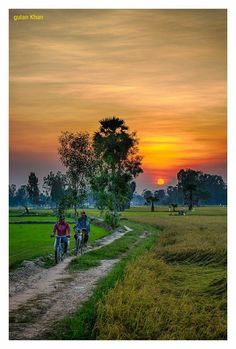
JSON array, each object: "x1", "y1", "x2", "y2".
[{"x1": 53, "y1": 222, "x2": 70, "y2": 237}]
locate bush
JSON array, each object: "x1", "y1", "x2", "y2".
[{"x1": 104, "y1": 210, "x2": 119, "y2": 228}]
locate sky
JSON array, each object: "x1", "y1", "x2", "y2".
[{"x1": 9, "y1": 9, "x2": 227, "y2": 192}]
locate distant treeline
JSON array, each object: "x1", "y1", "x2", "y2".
[
  {"x1": 9, "y1": 117, "x2": 227, "y2": 215},
  {"x1": 134, "y1": 169, "x2": 227, "y2": 210},
  {"x1": 9, "y1": 168, "x2": 227, "y2": 212}
]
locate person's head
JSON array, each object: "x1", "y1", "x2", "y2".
[
  {"x1": 59, "y1": 215, "x2": 65, "y2": 223},
  {"x1": 80, "y1": 211, "x2": 86, "y2": 218}
]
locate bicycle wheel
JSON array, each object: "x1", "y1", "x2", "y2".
[
  {"x1": 60, "y1": 241, "x2": 65, "y2": 261},
  {"x1": 75, "y1": 238, "x2": 80, "y2": 256},
  {"x1": 55, "y1": 245, "x2": 60, "y2": 264},
  {"x1": 80, "y1": 236, "x2": 84, "y2": 255},
  {"x1": 56, "y1": 240, "x2": 64, "y2": 263}
]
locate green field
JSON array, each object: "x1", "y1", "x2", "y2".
[
  {"x1": 9, "y1": 221, "x2": 110, "y2": 270},
  {"x1": 38, "y1": 206, "x2": 227, "y2": 340},
  {"x1": 9, "y1": 206, "x2": 227, "y2": 339},
  {"x1": 9, "y1": 208, "x2": 101, "y2": 218}
]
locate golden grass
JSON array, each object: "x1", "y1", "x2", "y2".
[
  {"x1": 95, "y1": 252, "x2": 226, "y2": 340},
  {"x1": 94, "y1": 209, "x2": 227, "y2": 339}
]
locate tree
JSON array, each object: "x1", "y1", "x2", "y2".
[
  {"x1": 39, "y1": 192, "x2": 49, "y2": 207},
  {"x1": 143, "y1": 189, "x2": 159, "y2": 212},
  {"x1": 177, "y1": 169, "x2": 222, "y2": 209},
  {"x1": 177, "y1": 168, "x2": 227, "y2": 209},
  {"x1": 177, "y1": 169, "x2": 202, "y2": 210},
  {"x1": 9, "y1": 184, "x2": 17, "y2": 207},
  {"x1": 198, "y1": 173, "x2": 227, "y2": 205},
  {"x1": 27, "y1": 172, "x2": 39, "y2": 206},
  {"x1": 120, "y1": 181, "x2": 136, "y2": 211},
  {"x1": 154, "y1": 189, "x2": 166, "y2": 204},
  {"x1": 58, "y1": 131, "x2": 94, "y2": 216},
  {"x1": 15, "y1": 185, "x2": 29, "y2": 212},
  {"x1": 43, "y1": 171, "x2": 67, "y2": 208},
  {"x1": 166, "y1": 185, "x2": 181, "y2": 205},
  {"x1": 92, "y1": 117, "x2": 142, "y2": 225}
]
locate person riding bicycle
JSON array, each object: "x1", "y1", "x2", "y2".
[
  {"x1": 51, "y1": 215, "x2": 70, "y2": 255},
  {"x1": 74, "y1": 211, "x2": 90, "y2": 247}
]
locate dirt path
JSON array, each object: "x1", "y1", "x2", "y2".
[{"x1": 9, "y1": 225, "x2": 133, "y2": 340}]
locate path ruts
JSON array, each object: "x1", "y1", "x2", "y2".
[{"x1": 9, "y1": 225, "x2": 133, "y2": 340}]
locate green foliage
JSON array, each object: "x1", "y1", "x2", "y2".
[
  {"x1": 43, "y1": 171, "x2": 67, "y2": 207},
  {"x1": 9, "y1": 184, "x2": 17, "y2": 206},
  {"x1": 104, "y1": 210, "x2": 119, "y2": 228},
  {"x1": 27, "y1": 172, "x2": 40, "y2": 206},
  {"x1": 58, "y1": 131, "x2": 94, "y2": 213},
  {"x1": 13, "y1": 185, "x2": 29, "y2": 209},
  {"x1": 142, "y1": 189, "x2": 159, "y2": 211},
  {"x1": 177, "y1": 169, "x2": 227, "y2": 209},
  {"x1": 91, "y1": 117, "x2": 142, "y2": 215}
]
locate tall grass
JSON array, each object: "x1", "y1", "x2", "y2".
[
  {"x1": 94, "y1": 209, "x2": 227, "y2": 339},
  {"x1": 95, "y1": 254, "x2": 226, "y2": 339}
]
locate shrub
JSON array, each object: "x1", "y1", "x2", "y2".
[{"x1": 104, "y1": 210, "x2": 119, "y2": 228}]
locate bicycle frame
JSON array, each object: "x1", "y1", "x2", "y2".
[
  {"x1": 75, "y1": 229, "x2": 86, "y2": 255},
  {"x1": 55, "y1": 237, "x2": 66, "y2": 264}
]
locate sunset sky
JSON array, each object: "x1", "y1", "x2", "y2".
[{"x1": 9, "y1": 9, "x2": 227, "y2": 191}]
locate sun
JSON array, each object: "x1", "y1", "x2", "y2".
[{"x1": 157, "y1": 178, "x2": 165, "y2": 185}]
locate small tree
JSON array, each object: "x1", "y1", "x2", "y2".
[
  {"x1": 58, "y1": 131, "x2": 94, "y2": 216},
  {"x1": 9, "y1": 184, "x2": 17, "y2": 207},
  {"x1": 43, "y1": 171, "x2": 67, "y2": 208},
  {"x1": 27, "y1": 172, "x2": 39, "y2": 207},
  {"x1": 143, "y1": 190, "x2": 159, "y2": 212},
  {"x1": 15, "y1": 185, "x2": 29, "y2": 213}
]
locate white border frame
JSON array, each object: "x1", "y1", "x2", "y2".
[{"x1": 1, "y1": 1, "x2": 236, "y2": 348}]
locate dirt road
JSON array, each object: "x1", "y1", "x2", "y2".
[{"x1": 9, "y1": 226, "x2": 132, "y2": 340}]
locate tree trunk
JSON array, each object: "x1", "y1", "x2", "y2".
[
  {"x1": 188, "y1": 190, "x2": 193, "y2": 210},
  {"x1": 151, "y1": 201, "x2": 155, "y2": 212},
  {"x1": 74, "y1": 205, "x2": 78, "y2": 217}
]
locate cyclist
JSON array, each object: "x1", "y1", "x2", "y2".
[
  {"x1": 74, "y1": 211, "x2": 90, "y2": 247},
  {"x1": 51, "y1": 215, "x2": 71, "y2": 258}
]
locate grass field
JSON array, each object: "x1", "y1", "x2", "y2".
[
  {"x1": 9, "y1": 216, "x2": 67, "y2": 222},
  {"x1": 9, "y1": 221, "x2": 110, "y2": 270},
  {"x1": 41, "y1": 220, "x2": 159, "y2": 340},
  {"x1": 9, "y1": 206, "x2": 227, "y2": 339},
  {"x1": 9, "y1": 208, "x2": 101, "y2": 218},
  {"x1": 93, "y1": 207, "x2": 227, "y2": 339}
]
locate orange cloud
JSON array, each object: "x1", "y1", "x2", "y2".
[{"x1": 9, "y1": 9, "x2": 227, "y2": 189}]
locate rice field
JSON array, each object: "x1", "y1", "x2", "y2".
[
  {"x1": 9, "y1": 206, "x2": 227, "y2": 339},
  {"x1": 93, "y1": 206, "x2": 227, "y2": 339}
]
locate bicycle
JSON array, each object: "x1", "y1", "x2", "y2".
[
  {"x1": 51, "y1": 234, "x2": 69, "y2": 264},
  {"x1": 74, "y1": 229, "x2": 87, "y2": 256}
]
